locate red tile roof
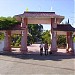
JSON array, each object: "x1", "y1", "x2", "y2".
[
  {"x1": 0, "y1": 25, "x2": 25, "y2": 30},
  {"x1": 53, "y1": 24, "x2": 75, "y2": 31},
  {"x1": 15, "y1": 11, "x2": 64, "y2": 18},
  {"x1": 22, "y1": 11, "x2": 63, "y2": 18},
  {"x1": 14, "y1": 11, "x2": 64, "y2": 23}
]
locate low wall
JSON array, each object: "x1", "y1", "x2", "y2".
[
  {"x1": 73, "y1": 42, "x2": 75, "y2": 54},
  {"x1": 0, "y1": 40, "x2": 4, "y2": 51}
]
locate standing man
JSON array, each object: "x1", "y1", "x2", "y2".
[
  {"x1": 40, "y1": 42, "x2": 44, "y2": 55},
  {"x1": 44, "y1": 41, "x2": 49, "y2": 55}
]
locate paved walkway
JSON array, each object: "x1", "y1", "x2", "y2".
[
  {"x1": 0, "y1": 53, "x2": 75, "y2": 75},
  {"x1": 0, "y1": 44, "x2": 75, "y2": 75},
  {"x1": 11, "y1": 44, "x2": 73, "y2": 55}
]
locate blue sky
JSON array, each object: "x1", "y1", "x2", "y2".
[{"x1": 0, "y1": 0, "x2": 74, "y2": 30}]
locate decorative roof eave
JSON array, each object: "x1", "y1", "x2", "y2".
[
  {"x1": 0, "y1": 25, "x2": 25, "y2": 31},
  {"x1": 0, "y1": 28, "x2": 24, "y2": 31},
  {"x1": 53, "y1": 24, "x2": 75, "y2": 32},
  {"x1": 14, "y1": 11, "x2": 64, "y2": 23},
  {"x1": 14, "y1": 14, "x2": 23, "y2": 22}
]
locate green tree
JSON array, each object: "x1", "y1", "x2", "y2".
[
  {"x1": 42, "y1": 30, "x2": 51, "y2": 44},
  {"x1": 28, "y1": 24, "x2": 43, "y2": 43},
  {"x1": 0, "y1": 32, "x2": 4, "y2": 40},
  {"x1": 11, "y1": 34, "x2": 21, "y2": 47},
  {"x1": 57, "y1": 35, "x2": 66, "y2": 48},
  {"x1": 73, "y1": 37, "x2": 75, "y2": 42},
  {"x1": 0, "y1": 17, "x2": 20, "y2": 29}
]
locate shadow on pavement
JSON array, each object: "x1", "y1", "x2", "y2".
[{"x1": 0, "y1": 52, "x2": 75, "y2": 61}]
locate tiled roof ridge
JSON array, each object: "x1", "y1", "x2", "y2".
[{"x1": 24, "y1": 11, "x2": 55, "y2": 14}]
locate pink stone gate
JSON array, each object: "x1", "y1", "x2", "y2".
[{"x1": 2, "y1": 11, "x2": 74, "y2": 54}]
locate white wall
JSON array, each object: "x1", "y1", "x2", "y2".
[
  {"x1": 0, "y1": 40, "x2": 4, "y2": 51},
  {"x1": 73, "y1": 42, "x2": 75, "y2": 54}
]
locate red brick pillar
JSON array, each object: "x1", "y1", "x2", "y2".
[
  {"x1": 50, "y1": 18, "x2": 57, "y2": 52},
  {"x1": 66, "y1": 32, "x2": 74, "y2": 54},
  {"x1": 20, "y1": 18, "x2": 28, "y2": 53},
  {"x1": 3, "y1": 31, "x2": 11, "y2": 52}
]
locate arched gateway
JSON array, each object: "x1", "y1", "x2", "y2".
[{"x1": 0, "y1": 11, "x2": 75, "y2": 54}]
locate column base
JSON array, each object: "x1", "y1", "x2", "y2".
[
  {"x1": 20, "y1": 48, "x2": 28, "y2": 54},
  {"x1": 50, "y1": 48, "x2": 58, "y2": 53},
  {"x1": 66, "y1": 49, "x2": 69, "y2": 53},
  {"x1": 69, "y1": 50, "x2": 74, "y2": 55},
  {"x1": 3, "y1": 47, "x2": 11, "y2": 52},
  {"x1": 66, "y1": 48, "x2": 74, "y2": 55}
]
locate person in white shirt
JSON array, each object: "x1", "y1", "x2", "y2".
[
  {"x1": 40, "y1": 42, "x2": 44, "y2": 55},
  {"x1": 44, "y1": 41, "x2": 49, "y2": 55}
]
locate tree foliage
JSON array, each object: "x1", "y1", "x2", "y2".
[
  {"x1": 28, "y1": 24, "x2": 43, "y2": 43},
  {"x1": 0, "y1": 17, "x2": 20, "y2": 29},
  {"x1": 57, "y1": 35, "x2": 66, "y2": 48},
  {"x1": 73, "y1": 37, "x2": 75, "y2": 42},
  {"x1": 0, "y1": 32, "x2": 4, "y2": 40},
  {"x1": 11, "y1": 34, "x2": 21, "y2": 47},
  {"x1": 42, "y1": 30, "x2": 51, "y2": 44}
]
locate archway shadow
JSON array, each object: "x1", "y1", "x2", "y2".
[{"x1": 0, "y1": 51, "x2": 75, "y2": 61}]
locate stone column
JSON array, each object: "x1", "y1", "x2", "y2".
[
  {"x1": 20, "y1": 18, "x2": 28, "y2": 53},
  {"x1": 66, "y1": 32, "x2": 69, "y2": 53},
  {"x1": 3, "y1": 31, "x2": 11, "y2": 52},
  {"x1": 50, "y1": 18, "x2": 57, "y2": 52},
  {"x1": 66, "y1": 32, "x2": 74, "y2": 53}
]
